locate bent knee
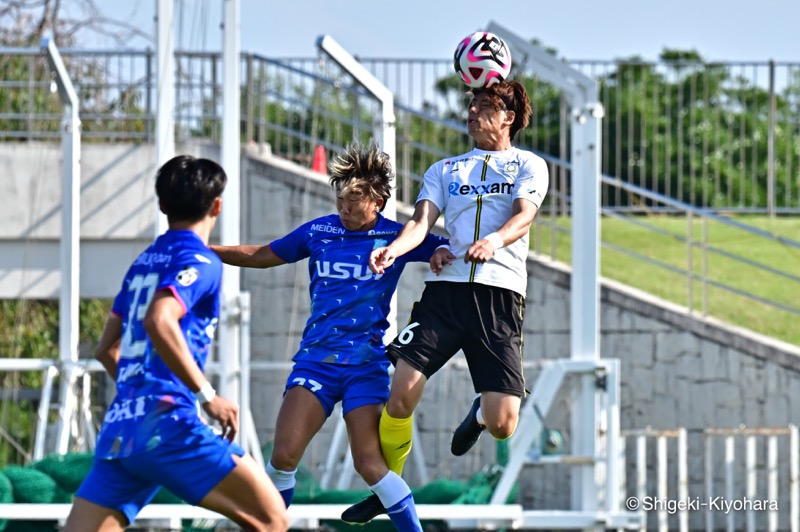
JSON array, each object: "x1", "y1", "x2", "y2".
[
  {"x1": 268, "y1": 448, "x2": 301, "y2": 472},
  {"x1": 352, "y1": 455, "x2": 388, "y2": 486},
  {"x1": 386, "y1": 396, "x2": 415, "y2": 418},
  {"x1": 485, "y1": 417, "x2": 519, "y2": 440}
]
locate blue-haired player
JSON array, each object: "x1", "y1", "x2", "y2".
[
  {"x1": 65, "y1": 156, "x2": 289, "y2": 532},
  {"x1": 212, "y1": 143, "x2": 446, "y2": 531}
]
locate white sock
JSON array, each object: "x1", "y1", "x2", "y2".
[
  {"x1": 370, "y1": 471, "x2": 412, "y2": 509},
  {"x1": 266, "y1": 460, "x2": 297, "y2": 491},
  {"x1": 475, "y1": 406, "x2": 485, "y2": 426}
]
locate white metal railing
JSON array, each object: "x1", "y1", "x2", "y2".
[
  {"x1": 622, "y1": 425, "x2": 799, "y2": 532},
  {"x1": 0, "y1": 359, "x2": 103, "y2": 461},
  {"x1": 0, "y1": 503, "x2": 526, "y2": 529},
  {"x1": 704, "y1": 426, "x2": 799, "y2": 532}
]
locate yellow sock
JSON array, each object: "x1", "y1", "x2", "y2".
[{"x1": 379, "y1": 406, "x2": 413, "y2": 475}]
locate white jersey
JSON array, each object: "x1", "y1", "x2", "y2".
[{"x1": 417, "y1": 146, "x2": 549, "y2": 296}]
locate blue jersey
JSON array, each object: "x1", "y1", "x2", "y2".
[
  {"x1": 270, "y1": 214, "x2": 447, "y2": 365},
  {"x1": 95, "y1": 229, "x2": 222, "y2": 459}
]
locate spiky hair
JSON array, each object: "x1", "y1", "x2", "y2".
[{"x1": 328, "y1": 142, "x2": 393, "y2": 211}]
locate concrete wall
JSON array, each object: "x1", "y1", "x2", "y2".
[
  {"x1": 0, "y1": 141, "x2": 221, "y2": 298},
  {"x1": 4, "y1": 142, "x2": 800, "y2": 523}
]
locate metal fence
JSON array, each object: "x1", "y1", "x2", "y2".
[
  {"x1": 3, "y1": 47, "x2": 800, "y2": 343},
  {"x1": 2, "y1": 49, "x2": 799, "y2": 211},
  {"x1": 623, "y1": 426, "x2": 800, "y2": 532}
]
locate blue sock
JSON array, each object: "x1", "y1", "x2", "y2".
[
  {"x1": 386, "y1": 493, "x2": 423, "y2": 532},
  {"x1": 266, "y1": 460, "x2": 296, "y2": 508},
  {"x1": 278, "y1": 487, "x2": 294, "y2": 508},
  {"x1": 370, "y1": 471, "x2": 422, "y2": 532}
]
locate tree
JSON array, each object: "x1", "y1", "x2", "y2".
[
  {"x1": 0, "y1": 0, "x2": 149, "y2": 47},
  {"x1": 0, "y1": 0, "x2": 152, "y2": 140},
  {"x1": 595, "y1": 48, "x2": 800, "y2": 209}
]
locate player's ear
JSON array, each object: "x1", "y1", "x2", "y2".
[
  {"x1": 210, "y1": 196, "x2": 222, "y2": 217},
  {"x1": 504, "y1": 109, "x2": 515, "y2": 127},
  {"x1": 158, "y1": 198, "x2": 167, "y2": 215}
]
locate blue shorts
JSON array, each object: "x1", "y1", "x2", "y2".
[
  {"x1": 286, "y1": 360, "x2": 391, "y2": 417},
  {"x1": 76, "y1": 421, "x2": 245, "y2": 525}
]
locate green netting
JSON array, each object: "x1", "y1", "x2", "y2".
[
  {"x1": 1, "y1": 466, "x2": 70, "y2": 504},
  {"x1": 451, "y1": 464, "x2": 518, "y2": 505},
  {"x1": 5, "y1": 521, "x2": 58, "y2": 532},
  {"x1": 496, "y1": 438, "x2": 510, "y2": 466},
  {"x1": 30, "y1": 453, "x2": 93, "y2": 494},
  {"x1": 151, "y1": 486, "x2": 184, "y2": 504},
  {"x1": 0, "y1": 470, "x2": 12, "y2": 503},
  {"x1": 411, "y1": 478, "x2": 466, "y2": 504},
  {"x1": 0, "y1": 470, "x2": 11, "y2": 532},
  {"x1": 1, "y1": 466, "x2": 68, "y2": 532},
  {"x1": 0, "y1": 443, "x2": 519, "y2": 531}
]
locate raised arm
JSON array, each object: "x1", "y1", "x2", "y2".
[
  {"x1": 369, "y1": 200, "x2": 441, "y2": 274},
  {"x1": 210, "y1": 244, "x2": 286, "y2": 269}
]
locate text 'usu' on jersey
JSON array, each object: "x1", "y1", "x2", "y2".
[
  {"x1": 269, "y1": 214, "x2": 447, "y2": 365},
  {"x1": 95, "y1": 229, "x2": 222, "y2": 459}
]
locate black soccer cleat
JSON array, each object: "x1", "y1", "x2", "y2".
[
  {"x1": 341, "y1": 493, "x2": 387, "y2": 524},
  {"x1": 450, "y1": 395, "x2": 486, "y2": 456}
]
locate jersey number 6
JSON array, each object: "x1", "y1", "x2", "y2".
[{"x1": 397, "y1": 322, "x2": 420, "y2": 345}]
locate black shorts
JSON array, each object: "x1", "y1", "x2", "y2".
[{"x1": 387, "y1": 281, "x2": 526, "y2": 397}]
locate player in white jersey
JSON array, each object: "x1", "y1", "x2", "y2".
[{"x1": 344, "y1": 79, "x2": 549, "y2": 522}]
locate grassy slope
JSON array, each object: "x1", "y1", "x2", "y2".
[{"x1": 530, "y1": 214, "x2": 800, "y2": 346}]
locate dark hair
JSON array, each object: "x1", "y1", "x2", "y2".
[
  {"x1": 472, "y1": 80, "x2": 532, "y2": 140},
  {"x1": 328, "y1": 142, "x2": 393, "y2": 211},
  {"x1": 155, "y1": 155, "x2": 227, "y2": 222}
]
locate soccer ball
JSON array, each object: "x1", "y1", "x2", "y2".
[{"x1": 453, "y1": 31, "x2": 512, "y2": 89}]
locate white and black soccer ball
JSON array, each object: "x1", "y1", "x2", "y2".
[{"x1": 453, "y1": 31, "x2": 512, "y2": 89}]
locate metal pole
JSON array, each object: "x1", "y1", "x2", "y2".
[
  {"x1": 790, "y1": 425, "x2": 799, "y2": 532},
  {"x1": 605, "y1": 360, "x2": 621, "y2": 517},
  {"x1": 570, "y1": 104, "x2": 603, "y2": 518},
  {"x1": 767, "y1": 60, "x2": 776, "y2": 218},
  {"x1": 483, "y1": 23, "x2": 606, "y2": 523},
  {"x1": 42, "y1": 38, "x2": 81, "y2": 455},
  {"x1": 219, "y1": 0, "x2": 242, "y2": 406},
  {"x1": 34, "y1": 366, "x2": 58, "y2": 460},
  {"x1": 678, "y1": 428, "x2": 689, "y2": 532},
  {"x1": 316, "y1": 34, "x2": 397, "y2": 341},
  {"x1": 155, "y1": 0, "x2": 175, "y2": 236},
  {"x1": 376, "y1": 95, "x2": 397, "y2": 340}
]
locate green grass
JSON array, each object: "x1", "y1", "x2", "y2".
[{"x1": 530, "y1": 214, "x2": 800, "y2": 346}]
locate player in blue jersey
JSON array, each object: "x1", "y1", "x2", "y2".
[
  {"x1": 211, "y1": 143, "x2": 446, "y2": 531},
  {"x1": 64, "y1": 155, "x2": 289, "y2": 532}
]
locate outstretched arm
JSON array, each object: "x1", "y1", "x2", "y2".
[
  {"x1": 210, "y1": 244, "x2": 286, "y2": 269},
  {"x1": 369, "y1": 200, "x2": 441, "y2": 274}
]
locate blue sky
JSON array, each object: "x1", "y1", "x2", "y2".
[{"x1": 95, "y1": 0, "x2": 799, "y2": 63}]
